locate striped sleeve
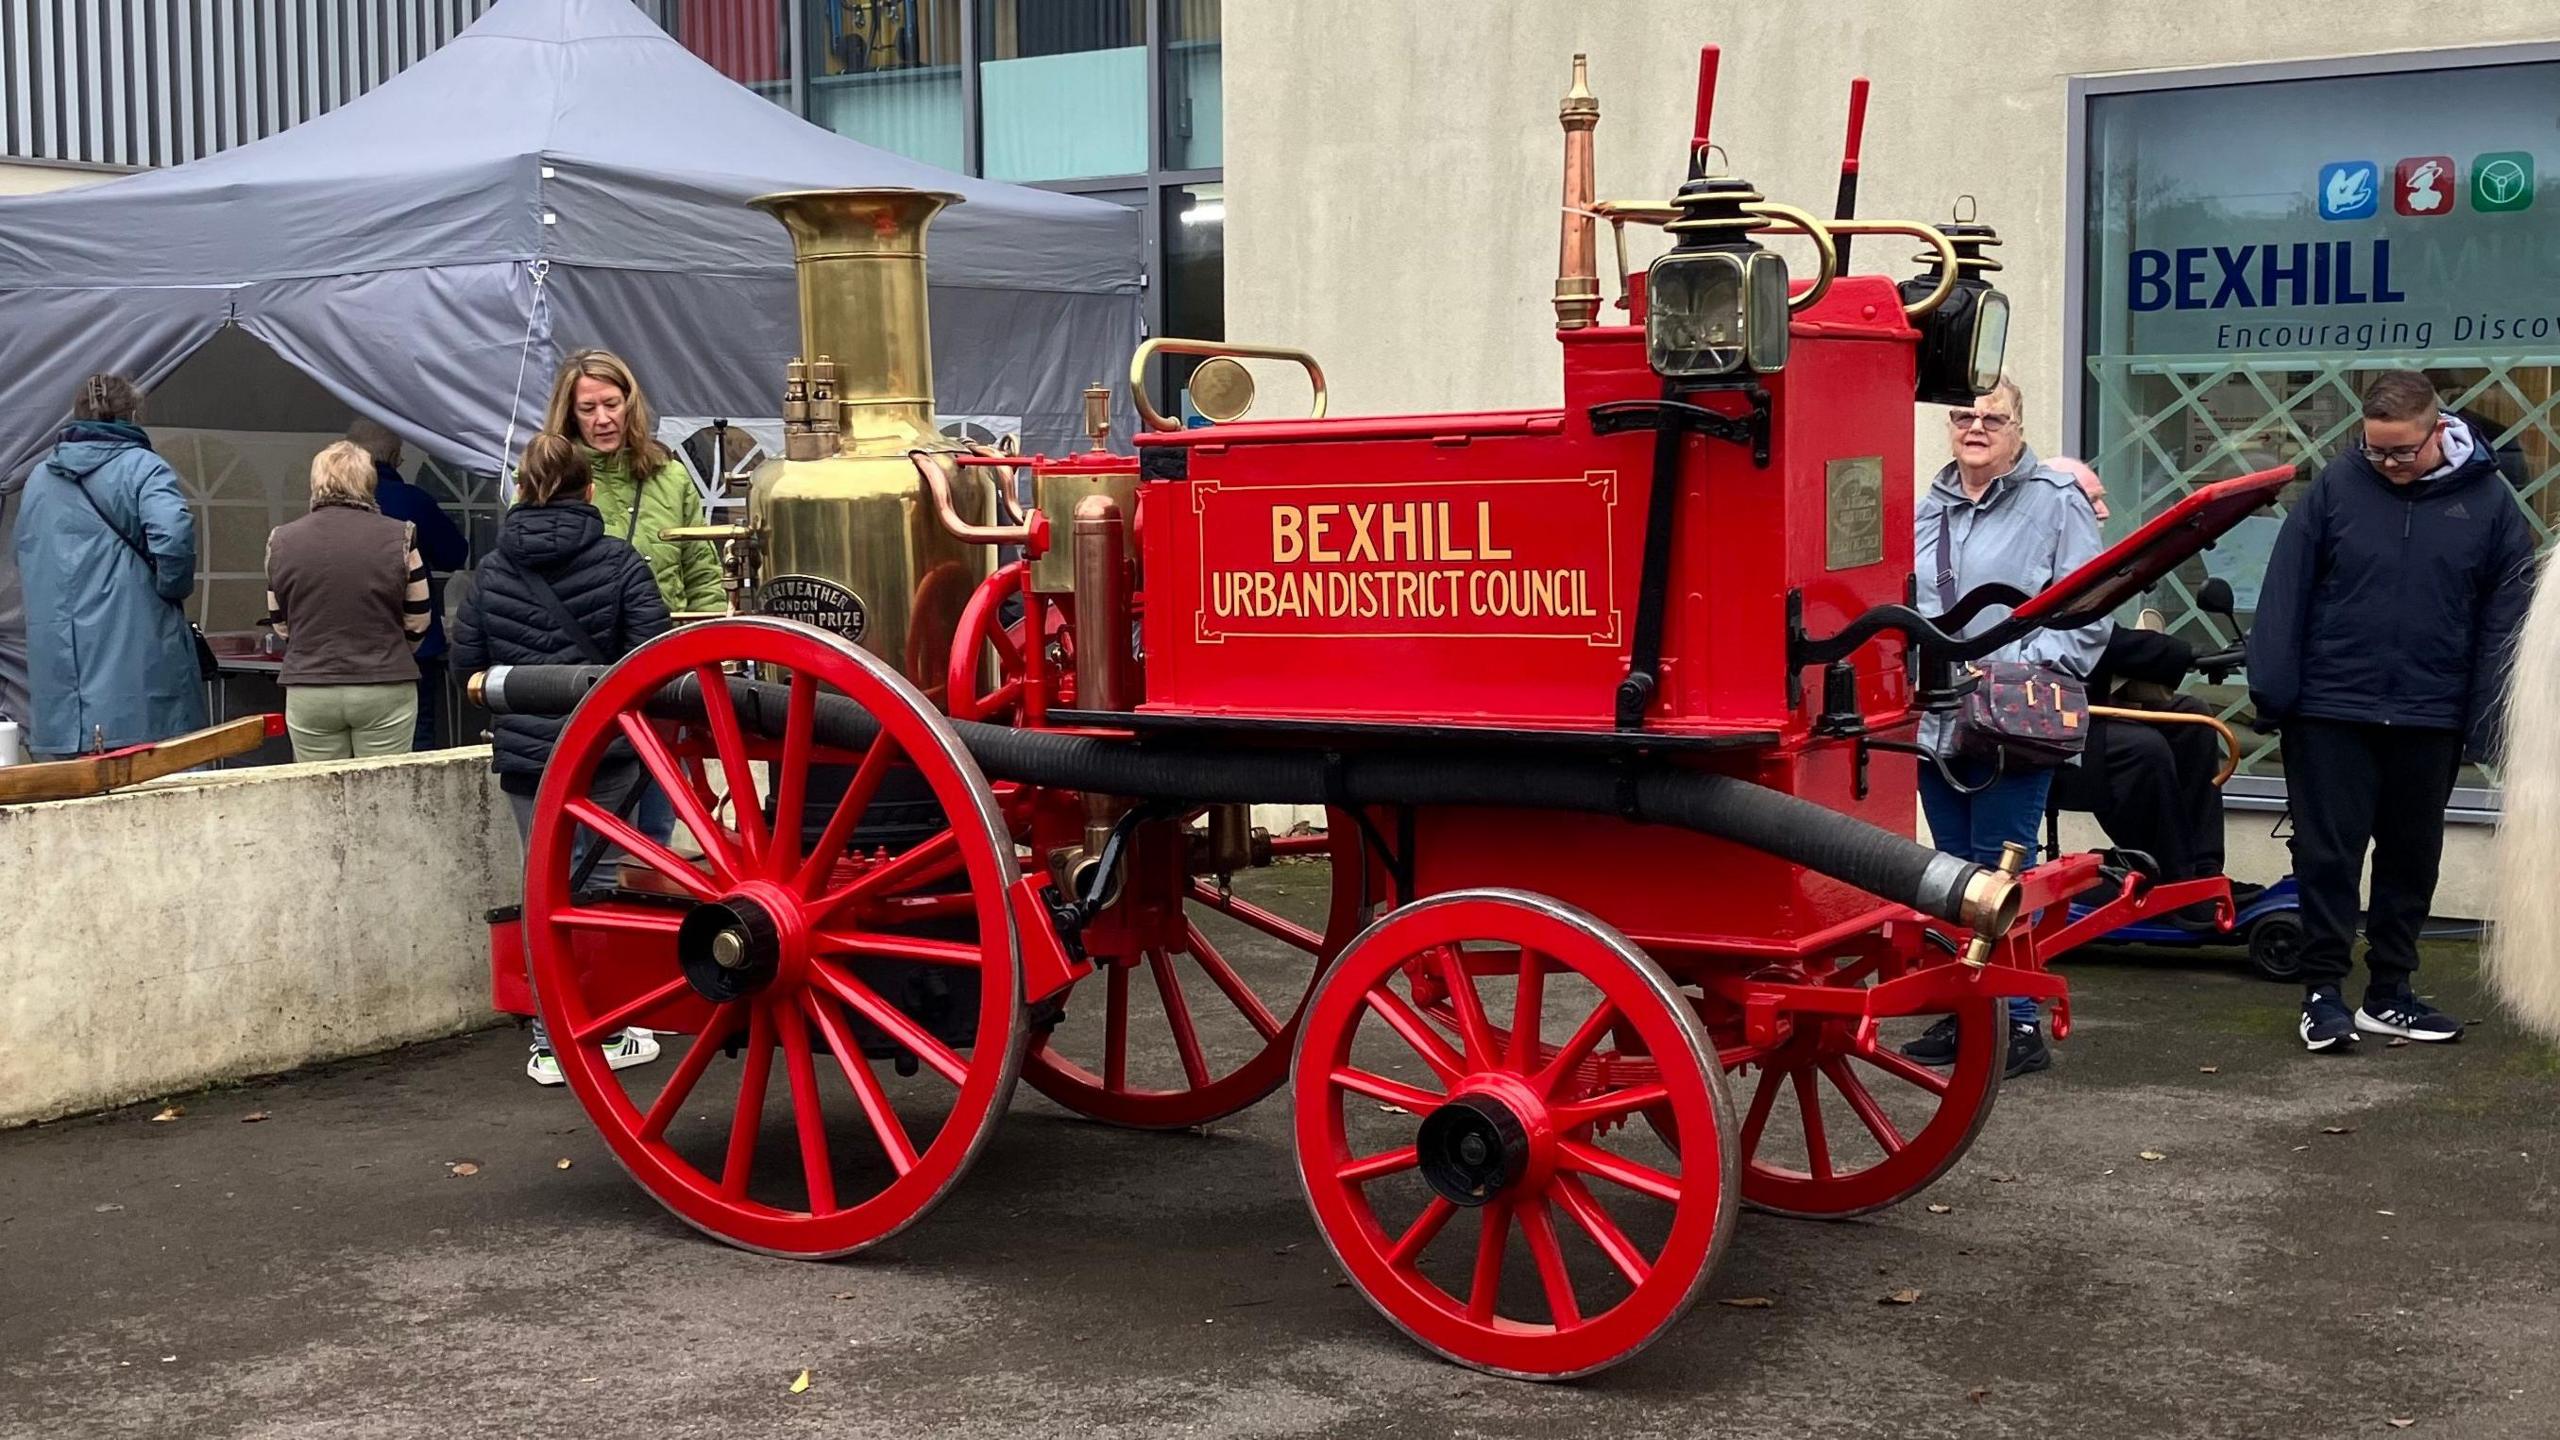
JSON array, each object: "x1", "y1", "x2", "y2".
[
  {"x1": 401, "y1": 541, "x2": 432, "y2": 642},
  {"x1": 263, "y1": 529, "x2": 289, "y2": 640}
]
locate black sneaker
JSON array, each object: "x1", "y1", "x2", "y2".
[
  {"x1": 2005, "y1": 1022, "x2": 2051, "y2": 1078},
  {"x1": 1898, "y1": 1015, "x2": 1961, "y2": 1065},
  {"x1": 2356, "y1": 987, "x2": 2464, "y2": 1043},
  {"x1": 2299, "y1": 986, "x2": 2360, "y2": 1052}
]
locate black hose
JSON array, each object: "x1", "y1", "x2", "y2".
[{"x1": 484, "y1": 664, "x2": 1985, "y2": 927}]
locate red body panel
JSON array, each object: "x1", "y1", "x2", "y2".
[{"x1": 1132, "y1": 277, "x2": 1922, "y2": 741}]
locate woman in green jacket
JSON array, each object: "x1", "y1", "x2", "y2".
[
  {"x1": 538, "y1": 348, "x2": 724, "y2": 870},
  {"x1": 541, "y1": 347, "x2": 726, "y2": 619}
]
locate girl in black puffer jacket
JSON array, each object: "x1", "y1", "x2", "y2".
[{"x1": 452, "y1": 433, "x2": 671, "y2": 1084}]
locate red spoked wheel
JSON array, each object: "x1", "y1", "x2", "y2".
[
  {"x1": 1693, "y1": 952, "x2": 2006, "y2": 1219},
  {"x1": 1024, "y1": 809, "x2": 1372, "y2": 1129},
  {"x1": 1292, "y1": 889, "x2": 1738, "y2": 1380},
  {"x1": 523, "y1": 616, "x2": 1024, "y2": 1259},
  {"x1": 947, "y1": 561, "x2": 1072, "y2": 723}
]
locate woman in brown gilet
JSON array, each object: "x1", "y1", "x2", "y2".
[{"x1": 263, "y1": 441, "x2": 432, "y2": 762}]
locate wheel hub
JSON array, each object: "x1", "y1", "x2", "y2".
[
  {"x1": 1417, "y1": 1094, "x2": 1531, "y2": 1208},
  {"x1": 678, "y1": 894, "x2": 784, "y2": 1003}
]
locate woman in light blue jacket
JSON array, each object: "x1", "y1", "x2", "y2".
[
  {"x1": 12, "y1": 374, "x2": 206, "y2": 758},
  {"x1": 1902, "y1": 376, "x2": 2106, "y2": 1080}
]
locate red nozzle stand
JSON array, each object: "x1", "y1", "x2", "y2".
[
  {"x1": 1689, "y1": 46, "x2": 1719, "y2": 179},
  {"x1": 1841, "y1": 76, "x2": 1870, "y2": 176}
]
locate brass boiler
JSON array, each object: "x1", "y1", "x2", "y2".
[{"x1": 745, "y1": 187, "x2": 1001, "y2": 704}]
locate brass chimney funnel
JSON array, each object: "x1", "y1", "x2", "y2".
[{"x1": 744, "y1": 187, "x2": 992, "y2": 705}]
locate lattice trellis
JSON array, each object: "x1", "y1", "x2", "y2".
[{"x1": 2083, "y1": 350, "x2": 2560, "y2": 788}]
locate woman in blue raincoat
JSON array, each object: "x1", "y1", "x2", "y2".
[{"x1": 12, "y1": 374, "x2": 206, "y2": 758}]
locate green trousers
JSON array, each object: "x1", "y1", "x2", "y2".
[{"x1": 284, "y1": 682, "x2": 420, "y2": 763}]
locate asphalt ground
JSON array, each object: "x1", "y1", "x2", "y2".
[{"x1": 3, "y1": 874, "x2": 2554, "y2": 1440}]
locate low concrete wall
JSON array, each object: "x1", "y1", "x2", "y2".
[{"x1": 1, "y1": 751, "x2": 516, "y2": 1128}]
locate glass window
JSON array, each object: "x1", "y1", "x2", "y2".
[
  {"x1": 1164, "y1": 1, "x2": 1221, "y2": 171},
  {"x1": 976, "y1": 0, "x2": 1149, "y2": 182},
  {"x1": 1162, "y1": 182, "x2": 1225, "y2": 413},
  {"x1": 668, "y1": 0, "x2": 795, "y2": 107},
  {"x1": 2079, "y1": 60, "x2": 2560, "y2": 795},
  {"x1": 802, "y1": 1, "x2": 967, "y2": 172}
]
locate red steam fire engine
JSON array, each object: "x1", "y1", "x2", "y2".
[{"x1": 480, "y1": 45, "x2": 2285, "y2": 1378}]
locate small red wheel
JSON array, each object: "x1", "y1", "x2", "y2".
[
  {"x1": 1292, "y1": 889, "x2": 1738, "y2": 1380},
  {"x1": 948, "y1": 561, "x2": 1072, "y2": 722},
  {"x1": 1696, "y1": 954, "x2": 2005, "y2": 1219},
  {"x1": 1024, "y1": 809, "x2": 1372, "y2": 1129},
  {"x1": 524, "y1": 616, "x2": 1024, "y2": 1259}
]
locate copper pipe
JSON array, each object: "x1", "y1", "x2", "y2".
[
  {"x1": 1074, "y1": 494, "x2": 1134, "y2": 861},
  {"x1": 1072, "y1": 495, "x2": 1131, "y2": 714},
  {"x1": 1553, "y1": 53, "x2": 1601, "y2": 331},
  {"x1": 909, "y1": 449, "x2": 1037, "y2": 547},
  {"x1": 1959, "y1": 842, "x2": 2029, "y2": 969},
  {"x1": 2090, "y1": 704, "x2": 2245, "y2": 787}
]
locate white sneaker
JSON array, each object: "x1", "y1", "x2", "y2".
[
  {"x1": 527, "y1": 1047, "x2": 565, "y2": 1086},
  {"x1": 602, "y1": 1030, "x2": 663, "y2": 1071}
]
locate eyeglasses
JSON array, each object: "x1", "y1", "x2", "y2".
[
  {"x1": 1948, "y1": 410, "x2": 2015, "y2": 433},
  {"x1": 2360, "y1": 439, "x2": 2431, "y2": 465}
]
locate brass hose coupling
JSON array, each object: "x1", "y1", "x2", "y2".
[{"x1": 1958, "y1": 841, "x2": 2029, "y2": 969}]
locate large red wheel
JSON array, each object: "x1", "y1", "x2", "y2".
[
  {"x1": 523, "y1": 616, "x2": 1024, "y2": 1259},
  {"x1": 1689, "y1": 953, "x2": 2005, "y2": 1219},
  {"x1": 947, "y1": 561, "x2": 1072, "y2": 723},
  {"x1": 1292, "y1": 890, "x2": 1738, "y2": 1380},
  {"x1": 1024, "y1": 809, "x2": 1371, "y2": 1129}
]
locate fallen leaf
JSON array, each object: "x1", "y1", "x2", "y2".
[
  {"x1": 240, "y1": 1112, "x2": 271, "y2": 1124},
  {"x1": 833, "y1": 1292, "x2": 856, "y2": 1301},
  {"x1": 159, "y1": 1356, "x2": 176, "y2": 1364},
  {"x1": 1375, "y1": 1104, "x2": 1408, "y2": 1116},
  {"x1": 2140, "y1": 1150, "x2": 2168, "y2": 1162},
  {"x1": 2389, "y1": 1420, "x2": 2415, "y2": 1430},
  {"x1": 2198, "y1": 1065, "x2": 2220, "y2": 1074},
  {"x1": 92, "y1": 1203, "x2": 124, "y2": 1213},
  {"x1": 2323, "y1": 1126, "x2": 2357, "y2": 1136},
  {"x1": 1273, "y1": 1243, "x2": 1299, "y2": 1256},
  {"x1": 1719, "y1": 1296, "x2": 1775, "y2": 1309},
  {"x1": 447, "y1": 1161, "x2": 481, "y2": 1178},
  {"x1": 789, "y1": 1369, "x2": 811, "y2": 1395},
  {"x1": 150, "y1": 1107, "x2": 183, "y2": 1123},
  {"x1": 2387, "y1": 1038, "x2": 2410, "y2": 1049},
  {"x1": 2293, "y1": 1145, "x2": 2312, "y2": 1152},
  {"x1": 1881, "y1": 1289, "x2": 1922, "y2": 1305},
  {"x1": 1987, "y1": 1172, "x2": 2019, "y2": 1184},
  {"x1": 555, "y1": 1158, "x2": 573, "y2": 1171},
  {"x1": 1967, "y1": 1386, "x2": 1993, "y2": 1405},
  {"x1": 1927, "y1": 1204, "x2": 1954, "y2": 1215},
  {"x1": 2377, "y1": 1210, "x2": 2396, "y2": 1217}
]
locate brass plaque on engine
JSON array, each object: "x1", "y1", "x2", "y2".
[{"x1": 1825, "y1": 456, "x2": 1885, "y2": 571}]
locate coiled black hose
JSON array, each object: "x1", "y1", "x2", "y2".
[{"x1": 482, "y1": 664, "x2": 1986, "y2": 927}]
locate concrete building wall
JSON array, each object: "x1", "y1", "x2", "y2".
[
  {"x1": 1223, "y1": 2, "x2": 2551, "y2": 917},
  {"x1": 1, "y1": 752, "x2": 517, "y2": 1128}
]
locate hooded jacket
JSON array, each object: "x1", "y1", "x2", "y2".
[
  {"x1": 370, "y1": 460, "x2": 471, "y2": 661},
  {"x1": 585, "y1": 448, "x2": 726, "y2": 616},
  {"x1": 450, "y1": 501, "x2": 670, "y2": 786},
  {"x1": 2249, "y1": 415, "x2": 2534, "y2": 760},
  {"x1": 1913, "y1": 444, "x2": 2110, "y2": 757},
  {"x1": 10, "y1": 422, "x2": 206, "y2": 755},
  {"x1": 0, "y1": 459, "x2": 30, "y2": 726}
]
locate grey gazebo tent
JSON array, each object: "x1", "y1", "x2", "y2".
[{"x1": 0, "y1": 0, "x2": 1140, "y2": 719}]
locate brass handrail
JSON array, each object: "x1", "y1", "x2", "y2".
[
  {"x1": 1130, "y1": 338, "x2": 1328, "y2": 433},
  {"x1": 1591, "y1": 201, "x2": 1964, "y2": 321},
  {"x1": 1737, "y1": 201, "x2": 1839, "y2": 313}
]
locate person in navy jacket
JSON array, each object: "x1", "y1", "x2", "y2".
[
  {"x1": 2250, "y1": 370, "x2": 2535, "y2": 1053},
  {"x1": 348, "y1": 419, "x2": 470, "y2": 749}
]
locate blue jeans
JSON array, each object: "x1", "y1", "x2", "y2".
[{"x1": 1918, "y1": 759, "x2": 2051, "y2": 1029}]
